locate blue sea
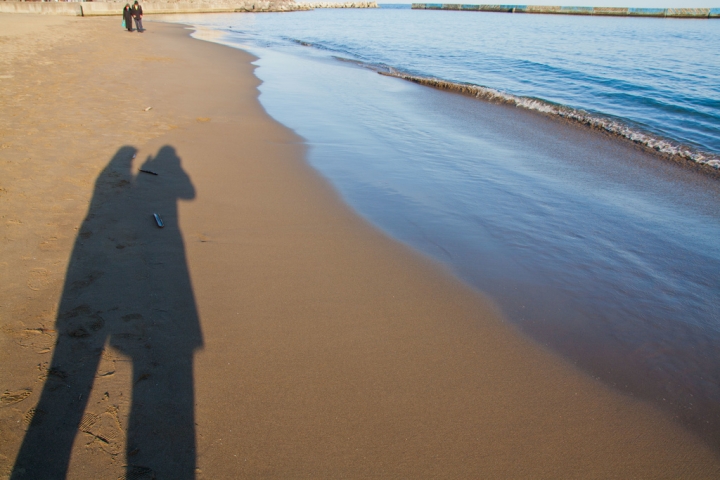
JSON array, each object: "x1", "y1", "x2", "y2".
[{"x1": 157, "y1": 7, "x2": 720, "y2": 444}]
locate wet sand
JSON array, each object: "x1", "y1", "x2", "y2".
[{"x1": 1, "y1": 13, "x2": 719, "y2": 478}]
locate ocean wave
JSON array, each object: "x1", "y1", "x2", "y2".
[
  {"x1": 325, "y1": 53, "x2": 720, "y2": 172},
  {"x1": 286, "y1": 34, "x2": 720, "y2": 172},
  {"x1": 379, "y1": 71, "x2": 720, "y2": 171},
  {"x1": 289, "y1": 38, "x2": 314, "y2": 47}
]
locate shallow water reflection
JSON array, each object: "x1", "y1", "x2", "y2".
[
  {"x1": 164, "y1": 13, "x2": 720, "y2": 448},
  {"x1": 245, "y1": 46, "x2": 720, "y2": 447}
]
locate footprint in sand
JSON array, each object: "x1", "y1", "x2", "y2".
[
  {"x1": 119, "y1": 465, "x2": 156, "y2": 480},
  {"x1": 38, "y1": 236, "x2": 60, "y2": 252},
  {"x1": 27, "y1": 268, "x2": 51, "y2": 291},
  {"x1": 61, "y1": 308, "x2": 105, "y2": 339},
  {"x1": 97, "y1": 350, "x2": 117, "y2": 378},
  {"x1": 80, "y1": 407, "x2": 125, "y2": 456},
  {"x1": 2, "y1": 323, "x2": 56, "y2": 353},
  {"x1": 0, "y1": 389, "x2": 32, "y2": 407},
  {"x1": 23, "y1": 407, "x2": 46, "y2": 427}
]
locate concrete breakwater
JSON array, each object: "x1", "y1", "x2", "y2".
[
  {"x1": 412, "y1": 4, "x2": 720, "y2": 18},
  {"x1": 0, "y1": 0, "x2": 376, "y2": 16}
]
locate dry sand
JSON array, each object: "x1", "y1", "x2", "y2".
[{"x1": 1, "y1": 13, "x2": 719, "y2": 479}]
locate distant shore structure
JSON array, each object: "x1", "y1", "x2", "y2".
[
  {"x1": 411, "y1": 4, "x2": 720, "y2": 18},
  {"x1": 297, "y1": 1, "x2": 378, "y2": 8},
  {"x1": 0, "y1": 1, "x2": 378, "y2": 16}
]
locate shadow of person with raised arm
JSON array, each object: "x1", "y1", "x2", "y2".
[{"x1": 12, "y1": 145, "x2": 202, "y2": 480}]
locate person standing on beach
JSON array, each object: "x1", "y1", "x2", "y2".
[
  {"x1": 122, "y1": 4, "x2": 133, "y2": 32},
  {"x1": 132, "y1": 1, "x2": 144, "y2": 33}
]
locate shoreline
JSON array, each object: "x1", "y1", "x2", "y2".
[
  {"x1": 5, "y1": 8, "x2": 718, "y2": 178},
  {"x1": 224, "y1": 20, "x2": 720, "y2": 450},
  {"x1": 377, "y1": 70, "x2": 720, "y2": 177},
  {"x1": 1, "y1": 14, "x2": 720, "y2": 478}
]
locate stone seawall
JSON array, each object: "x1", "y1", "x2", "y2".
[
  {"x1": 411, "y1": 4, "x2": 720, "y2": 18},
  {"x1": 0, "y1": 0, "x2": 376, "y2": 16},
  {"x1": 0, "y1": 2, "x2": 84, "y2": 15}
]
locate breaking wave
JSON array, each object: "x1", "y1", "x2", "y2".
[
  {"x1": 328, "y1": 54, "x2": 720, "y2": 172},
  {"x1": 383, "y1": 71, "x2": 720, "y2": 171}
]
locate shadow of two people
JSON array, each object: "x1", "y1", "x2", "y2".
[{"x1": 12, "y1": 146, "x2": 201, "y2": 480}]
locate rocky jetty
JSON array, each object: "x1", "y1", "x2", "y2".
[{"x1": 411, "y1": 4, "x2": 720, "y2": 18}]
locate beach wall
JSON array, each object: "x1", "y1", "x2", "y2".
[
  {"x1": 0, "y1": 0, "x2": 376, "y2": 16},
  {"x1": 85, "y1": 1, "x2": 298, "y2": 15},
  {"x1": 0, "y1": 2, "x2": 84, "y2": 15},
  {"x1": 412, "y1": 4, "x2": 720, "y2": 18}
]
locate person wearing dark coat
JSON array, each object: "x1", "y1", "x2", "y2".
[
  {"x1": 132, "y1": 1, "x2": 144, "y2": 33},
  {"x1": 122, "y1": 4, "x2": 134, "y2": 32}
]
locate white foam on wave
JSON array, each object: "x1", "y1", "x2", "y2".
[{"x1": 378, "y1": 71, "x2": 720, "y2": 171}]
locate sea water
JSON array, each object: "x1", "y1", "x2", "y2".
[
  {"x1": 156, "y1": 7, "x2": 720, "y2": 445},
  {"x1": 177, "y1": 5, "x2": 720, "y2": 165}
]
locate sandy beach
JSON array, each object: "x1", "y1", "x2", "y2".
[{"x1": 1, "y1": 13, "x2": 719, "y2": 478}]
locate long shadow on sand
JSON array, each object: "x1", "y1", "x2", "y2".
[{"x1": 12, "y1": 146, "x2": 202, "y2": 479}]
